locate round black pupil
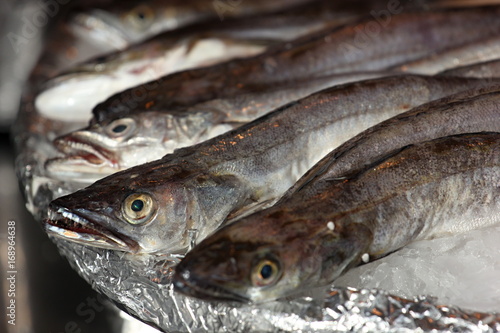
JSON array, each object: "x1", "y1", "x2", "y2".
[
  {"x1": 260, "y1": 264, "x2": 273, "y2": 280},
  {"x1": 131, "y1": 199, "x2": 144, "y2": 212},
  {"x1": 112, "y1": 124, "x2": 127, "y2": 133},
  {"x1": 137, "y1": 12, "x2": 146, "y2": 20}
]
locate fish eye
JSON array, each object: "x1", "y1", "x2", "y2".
[
  {"x1": 251, "y1": 258, "x2": 281, "y2": 287},
  {"x1": 127, "y1": 5, "x2": 154, "y2": 30},
  {"x1": 106, "y1": 118, "x2": 136, "y2": 138},
  {"x1": 122, "y1": 193, "x2": 156, "y2": 225}
]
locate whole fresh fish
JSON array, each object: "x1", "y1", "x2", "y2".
[
  {"x1": 45, "y1": 75, "x2": 499, "y2": 182},
  {"x1": 36, "y1": 0, "x2": 366, "y2": 122},
  {"x1": 439, "y1": 59, "x2": 500, "y2": 78},
  {"x1": 71, "y1": 0, "x2": 318, "y2": 47},
  {"x1": 173, "y1": 132, "x2": 500, "y2": 303},
  {"x1": 43, "y1": 75, "x2": 496, "y2": 254},
  {"x1": 91, "y1": 6, "x2": 500, "y2": 123},
  {"x1": 44, "y1": 72, "x2": 387, "y2": 181}
]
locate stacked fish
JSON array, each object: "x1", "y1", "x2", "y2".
[{"x1": 14, "y1": 0, "x2": 500, "y2": 332}]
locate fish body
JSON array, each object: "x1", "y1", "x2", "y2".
[
  {"x1": 392, "y1": 35, "x2": 500, "y2": 74},
  {"x1": 91, "y1": 6, "x2": 500, "y2": 122},
  {"x1": 173, "y1": 133, "x2": 500, "y2": 303},
  {"x1": 44, "y1": 75, "x2": 497, "y2": 253},
  {"x1": 439, "y1": 59, "x2": 500, "y2": 78},
  {"x1": 45, "y1": 71, "x2": 390, "y2": 181},
  {"x1": 286, "y1": 85, "x2": 500, "y2": 193}
]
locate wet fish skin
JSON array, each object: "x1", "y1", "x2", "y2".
[
  {"x1": 174, "y1": 133, "x2": 500, "y2": 303},
  {"x1": 91, "y1": 6, "x2": 500, "y2": 123},
  {"x1": 391, "y1": 36, "x2": 500, "y2": 74},
  {"x1": 439, "y1": 59, "x2": 500, "y2": 78},
  {"x1": 43, "y1": 75, "x2": 499, "y2": 253},
  {"x1": 286, "y1": 85, "x2": 500, "y2": 195}
]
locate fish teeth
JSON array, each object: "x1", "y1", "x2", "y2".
[{"x1": 59, "y1": 209, "x2": 89, "y2": 225}]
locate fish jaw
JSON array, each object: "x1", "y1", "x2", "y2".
[
  {"x1": 46, "y1": 132, "x2": 120, "y2": 180},
  {"x1": 44, "y1": 205, "x2": 139, "y2": 252}
]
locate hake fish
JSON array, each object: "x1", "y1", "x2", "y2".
[
  {"x1": 37, "y1": 1, "x2": 358, "y2": 122},
  {"x1": 173, "y1": 132, "x2": 500, "y2": 303},
  {"x1": 44, "y1": 72, "x2": 385, "y2": 181},
  {"x1": 92, "y1": 6, "x2": 500, "y2": 122},
  {"x1": 45, "y1": 76, "x2": 495, "y2": 182},
  {"x1": 43, "y1": 75, "x2": 482, "y2": 254}
]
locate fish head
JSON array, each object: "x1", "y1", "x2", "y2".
[
  {"x1": 45, "y1": 159, "x2": 205, "y2": 254},
  {"x1": 70, "y1": 0, "x2": 194, "y2": 47},
  {"x1": 174, "y1": 212, "x2": 373, "y2": 303},
  {"x1": 45, "y1": 112, "x2": 190, "y2": 181}
]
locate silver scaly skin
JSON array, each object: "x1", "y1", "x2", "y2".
[
  {"x1": 284, "y1": 85, "x2": 500, "y2": 194},
  {"x1": 174, "y1": 133, "x2": 500, "y2": 303},
  {"x1": 439, "y1": 58, "x2": 500, "y2": 79}
]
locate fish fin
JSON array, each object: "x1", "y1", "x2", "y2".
[{"x1": 224, "y1": 198, "x2": 277, "y2": 224}]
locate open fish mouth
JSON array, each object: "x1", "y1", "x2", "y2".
[
  {"x1": 46, "y1": 134, "x2": 120, "y2": 179},
  {"x1": 173, "y1": 267, "x2": 250, "y2": 303},
  {"x1": 44, "y1": 207, "x2": 139, "y2": 252}
]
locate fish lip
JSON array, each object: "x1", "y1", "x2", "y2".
[
  {"x1": 44, "y1": 206, "x2": 139, "y2": 253},
  {"x1": 173, "y1": 267, "x2": 250, "y2": 303}
]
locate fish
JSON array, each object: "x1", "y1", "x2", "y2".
[
  {"x1": 91, "y1": 6, "x2": 500, "y2": 123},
  {"x1": 45, "y1": 75, "x2": 500, "y2": 182},
  {"x1": 43, "y1": 75, "x2": 498, "y2": 253},
  {"x1": 70, "y1": 0, "x2": 318, "y2": 48},
  {"x1": 173, "y1": 132, "x2": 500, "y2": 303},
  {"x1": 439, "y1": 59, "x2": 500, "y2": 78},
  {"x1": 44, "y1": 72, "x2": 388, "y2": 181},
  {"x1": 36, "y1": 0, "x2": 366, "y2": 122}
]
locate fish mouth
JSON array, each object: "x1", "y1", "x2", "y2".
[
  {"x1": 46, "y1": 133, "x2": 120, "y2": 178},
  {"x1": 44, "y1": 206, "x2": 139, "y2": 252},
  {"x1": 173, "y1": 267, "x2": 250, "y2": 303}
]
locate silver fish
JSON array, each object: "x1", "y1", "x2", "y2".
[
  {"x1": 45, "y1": 72, "x2": 390, "y2": 181},
  {"x1": 439, "y1": 58, "x2": 500, "y2": 78},
  {"x1": 92, "y1": 6, "x2": 500, "y2": 122},
  {"x1": 43, "y1": 75, "x2": 496, "y2": 253},
  {"x1": 173, "y1": 132, "x2": 500, "y2": 303}
]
